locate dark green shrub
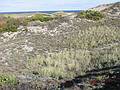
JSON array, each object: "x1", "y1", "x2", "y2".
[
  {"x1": 77, "y1": 10, "x2": 104, "y2": 21},
  {"x1": 0, "y1": 74, "x2": 17, "y2": 86}
]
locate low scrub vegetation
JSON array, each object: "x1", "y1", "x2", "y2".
[
  {"x1": 26, "y1": 44, "x2": 120, "y2": 79},
  {"x1": 27, "y1": 14, "x2": 53, "y2": 22},
  {"x1": 26, "y1": 49, "x2": 91, "y2": 79},
  {"x1": 64, "y1": 26, "x2": 120, "y2": 49},
  {"x1": 77, "y1": 10, "x2": 104, "y2": 21},
  {"x1": 26, "y1": 24, "x2": 120, "y2": 79},
  {"x1": 0, "y1": 17, "x2": 20, "y2": 32},
  {"x1": 0, "y1": 14, "x2": 53, "y2": 33},
  {"x1": 2, "y1": 17, "x2": 20, "y2": 32}
]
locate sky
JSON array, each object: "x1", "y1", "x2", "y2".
[{"x1": 0, "y1": 0, "x2": 120, "y2": 12}]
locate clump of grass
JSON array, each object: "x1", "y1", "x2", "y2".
[
  {"x1": 77, "y1": 10, "x2": 104, "y2": 21},
  {"x1": 90, "y1": 44, "x2": 120, "y2": 69},
  {"x1": 26, "y1": 49, "x2": 91, "y2": 79},
  {"x1": 0, "y1": 74, "x2": 17, "y2": 86},
  {"x1": 63, "y1": 26, "x2": 120, "y2": 50},
  {"x1": 26, "y1": 44, "x2": 120, "y2": 79}
]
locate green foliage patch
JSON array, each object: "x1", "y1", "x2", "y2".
[
  {"x1": 0, "y1": 17, "x2": 20, "y2": 32},
  {"x1": 0, "y1": 74, "x2": 17, "y2": 86},
  {"x1": 28, "y1": 14, "x2": 53, "y2": 22},
  {"x1": 77, "y1": 10, "x2": 104, "y2": 21}
]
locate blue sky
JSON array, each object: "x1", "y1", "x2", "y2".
[{"x1": 0, "y1": 0, "x2": 120, "y2": 12}]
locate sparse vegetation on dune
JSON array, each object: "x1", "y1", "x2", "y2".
[
  {"x1": 26, "y1": 49, "x2": 90, "y2": 78},
  {"x1": 0, "y1": 14, "x2": 54, "y2": 32},
  {"x1": 0, "y1": 11, "x2": 105, "y2": 33},
  {"x1": 26, "y1": 23, "x2": 120, "y2": 79},
  {"x1": 27, "y1": 45, "x2": 120, "y2": 79},
  {"x1": 0, "y1": 2, "x2": 119, "y2": 89}
]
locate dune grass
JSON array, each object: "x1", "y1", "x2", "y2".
[
  {"x1": 26, "y1": 44, "x2": 120, "y2": 79},
  {"x1": 26, "y1": 23, "x2": 120, "y2": 79}
]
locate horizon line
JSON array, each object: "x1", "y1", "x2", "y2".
[{"x1": 0, "y1": 10, "x2": 82, "y2": 14}]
